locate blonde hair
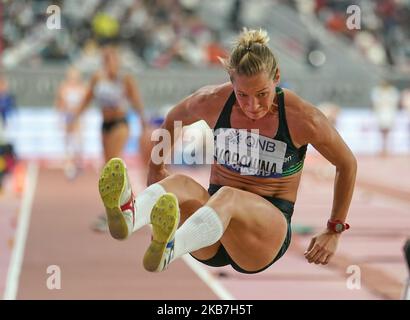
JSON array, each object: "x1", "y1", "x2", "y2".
[{"x1": 221, "y1": 28, "x2": 278, "y2": 79}]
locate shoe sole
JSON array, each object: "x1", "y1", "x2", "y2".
[
  {"x1": 98, "y1": 158, "x2": 128, "y2": 240},
  {"x1": 143, "y1": 193, "x2": 180, "y2": 272}
]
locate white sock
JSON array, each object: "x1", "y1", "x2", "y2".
[
  {"x1": 172, "y1": 206, "x2": 224, "y2": 262},
  {"x1": 133, "y1": 183, "x2": 167, "y2": 232}
]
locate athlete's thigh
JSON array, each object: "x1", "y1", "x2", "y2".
[
  {"x1": 159, "y1": 174, "x2": 210, "y2": 209},
  {"x1": 220, "y1": 189, "x2": 288, "y2": 271},
  {"x1": 102, "y1": 123, "x2": 129, "y2": 160}
]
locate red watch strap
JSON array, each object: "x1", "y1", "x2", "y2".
[{"x1": 328, "y1": 220, "x2": 350, "y2": 232}]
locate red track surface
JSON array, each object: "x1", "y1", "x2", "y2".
[{"x1": 1, "y1": 154, "x2": 409, "y2": 299}]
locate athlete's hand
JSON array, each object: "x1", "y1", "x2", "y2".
[
  {"x1": 304, "y1": 230, "x2": 340, "y2": 265},
  {"x1": 147, "y1": 165, "x2": 170, "y2": 186}
]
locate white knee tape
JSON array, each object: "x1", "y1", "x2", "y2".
[{"x1": 173, "y1": 206, "x2": 224, "y2": 258}]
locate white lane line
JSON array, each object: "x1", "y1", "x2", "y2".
[
  {"x1": 3, "y1": 162, "x2": 39, "y2": 300},
  {"x1": 182, "y1": 254, "x2": 235, "y2": 300}
]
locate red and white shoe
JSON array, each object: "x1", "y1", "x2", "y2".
[{"x1": 98, "y1": 158, "x2": 136, "y2": 240}]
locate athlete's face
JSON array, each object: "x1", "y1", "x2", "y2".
[{"x1": 231, "y1": 71, "x2": 278, "y2": 120}]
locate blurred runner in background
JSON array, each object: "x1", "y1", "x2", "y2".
[
  {"x1": 55, "y1": 66, "x2": 86, "y2": 180},
  {"x1": 71, "y1": 45, "x2": 146, "y2": 232},
  {"x1": 371, "y1": 80, "x2": 400, "y2": 156}
]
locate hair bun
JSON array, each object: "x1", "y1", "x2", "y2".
[{"x1": 237, "y1": 28, "x2": 270, "y2": 48}]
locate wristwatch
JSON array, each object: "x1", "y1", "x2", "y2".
[{"x1": 327, "y1": 220, "x2": 350, "y2": 233}]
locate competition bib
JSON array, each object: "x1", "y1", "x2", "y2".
[{"x1": 214, "y1": 128, "x2": 287, "y2": 177}]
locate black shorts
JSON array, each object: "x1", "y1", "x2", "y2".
[
  {"x1": 102, "y1": 117, "x2": 128, "y2": 134},
  {"x1": 190, "y1": 184, "x2": 294, "y2": 274}
]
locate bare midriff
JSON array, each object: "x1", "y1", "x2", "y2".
[
  {"x1": 101, "y1": 107, "x2": 127, "y2": 122},
  {"x1": 210, "y1": 164, "x2": 302, "y2": 203}
]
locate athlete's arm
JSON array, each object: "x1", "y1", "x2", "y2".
[
  {"x1": 147, "y1": 86, "x2": 215, "y2": 185},
  {"x1": 295, "y1": 97, "x2": 357, "y2": 265},
  {"x1": 306, "y1": 103, "x2": 357, "y2": 224},
  {"x1": 124, "y1": 75, "x2": 146, "y2": 127}
]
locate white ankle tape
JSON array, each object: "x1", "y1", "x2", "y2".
[{"x1": 144, "y1": 183, "x2": 167, "y2": 198}]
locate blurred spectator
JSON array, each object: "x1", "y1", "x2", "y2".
[
  {"x1": 2, "y1": 0, "x2": 228, "y2": 69},
  {"x1": 353, "y1": 31, "x2": 387, "y2": 66},
  {"x1": 92, "y1": 12, "x2": 120, "y2": 42},
  {"x1": 0, "y1": 142, "x2": 17, "y2": 192},
  {"x1": 401, "y1": 86, "x2": 410, "y2": 152},
  {"x1": 290, "y1": 0, "x2": 410, "y2": 71},
  {"x1": 401, "y1": 86, "x2": 410, "y2": 113},
  {"x1": 0, "y1": 75, "x2": 17, "y2": 192},
  {"x1": 74, "y1": 39, "x2": 102, "y2": 73},
  {"x1": 371, "y1": 80, "x2": 400, "y2": 156},
  {"x1": 229, "y1": 0, "x2": 244, "y2": 31},
  {"x1": 0, "y1": 76, "x2": 16, "y2": 126},
  {"x1": 205, "y1": 34, "x2": 229, "y2": 66}
]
